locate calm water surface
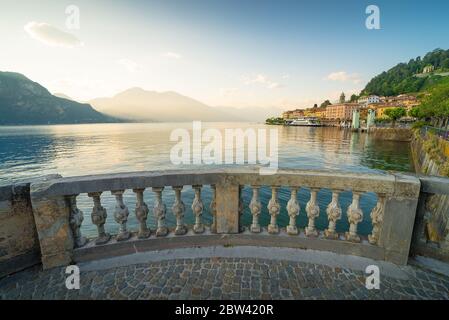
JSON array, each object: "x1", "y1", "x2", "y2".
[{"x1": 0, "y1": 123, "x2": 414, "y2": 236}]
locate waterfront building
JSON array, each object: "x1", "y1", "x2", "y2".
[
  {"x1": 358, "y1": 95, "x2": 380, "y2": 105},
  {"x1": 282, "y1": 109, "x2": 305, "y2": 119},
  {"x1": 304, "y1": 107, "x2": 326, "y2": 118},
  {"x1": 325, "y1": 103, "x2": 361, "y2": 120}
]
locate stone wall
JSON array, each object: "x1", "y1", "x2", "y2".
[
  {"x1": 369, "y1": 127, "x2": 413, "y2": 142},
  {"x1": 0, "y1": 183, "x2": 41, "y2": 278},
  {"x1": 410, "y1": 132, "x2": 449, "y2": 261}
]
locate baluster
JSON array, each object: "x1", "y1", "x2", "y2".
[
  {"x1": 249, "y1": 186, "x2": 262, "y2": 233},
  {"x1": 67, "y1": 194, "x2": 88, "y2": 247},
  {"x1": 238, "y1": 185, "x2": 245, "y2": 232},
  {"x1": 286, "y1": 187, "x2": 300, "y2": 235},
  {"x1": 324, "y1": 190, "x2": 342, "y2": 239},
  {"x1": 133, "y1": 188, "x2": 151, "y2": 239},
  {"x1": 305, "y1": 188, "x2": 320, "y2": 237},
  {"x1": 267, "y1": 186, "x2": 280, "y2": 234},
  {"x1": 172, "y1": 186, "x2": 187, "y2": 235},
  {"x1": 152, "y1": 187, "x2": 168, "y2": 237},
  {"x1": 192, "y1": 185, "x2": 205, "y2": 233},
  {"x1": 88, "y1": 192, "x2": 111, "y2": 245},
  {"x1": 368, "y1": 194, "x2": 386, "y2": 245},
  {"x1": 210, "y1": 185, "x2": 217, "y2": 233},
  {"x1": 345, "y1": 191, "x2": 363, "y2": 242},
  {"x1": 111, "y1": 190, "x2": 131, "y2": 241}
]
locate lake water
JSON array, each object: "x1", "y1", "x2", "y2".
[{"x1": 0, "y1": 123, "x2": 414, "y2": 237}]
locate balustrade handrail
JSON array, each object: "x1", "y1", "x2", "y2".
[{"x1": 28, "y1": 167, "x2": 426, "y2": 268}]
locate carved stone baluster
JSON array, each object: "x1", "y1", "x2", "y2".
[
  {"x1": 210, "y1": 185, "x2": 217, "y2": 233},
  {"x1": 133, "y1": 188, "x2": 151, "y2": 239},
  {"x1": 238, "y1": 185, "x2": 245, "y2": 232},
  {"x1": 249, "y1": 186, "x2": 262, "y2": 233},
  {"x1": 88, "y1": 192, "x2": 111, "y2": 245},
  {"x1": 345, "y1": 192, "x2": 363, "y2": 242},
  {"x1": 305, "y1": 188, "x2": 320, "y2": 237},
  {"x1": 267, "y1": 186, "x2": 280, "y2": 234},
  {"x1": 172, "y1": 186, "x2": 187, "y2": 235},
  {"x1": 67, "y1": 194, "x2": 88, "y2": 247},
  {"x1": 192, "y1": 185, "x2": 205, "y2": 233},
  {"x1": 111, "y1": 190, "x2": 131, "y2": 241},
  {"x1": 286, "y1": 187, "x2": 300, "y2": 235},
  {"x1": 152, "y1": 187, "x2": 168, "y2": 237},
  {"x1": 368, "y1": 194, "x2": 386, "y2": 245},
  {"x1": 324, "y1": 190, "x2": 342, "y2": 239}
]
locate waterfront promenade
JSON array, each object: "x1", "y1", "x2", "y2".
[{"x1": 1, "y1": 247, "x2": 448, "y2": 300}]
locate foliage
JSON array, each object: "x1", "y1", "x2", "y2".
[
  {"x1": 411, "y1": 120, "x2": 429, "y2": 130},
  {"x1": 265, "y1": 117, "x2": 285, "y2": 125},
  {"x1": 384, "y1": 107, "x2": 406, "y2": 121},
  {"x1": 349, "y1": 94, "x2": 358, "y2": 102},
  {"x1": 320, "y1": 100, "x2": 332, "y2": 108},
  {"x1": 361, "y1": 49, "x2": 449, "y2": 96},
  {"x1": 414, "y1": 82, "x2": 449, "y2": 118}
]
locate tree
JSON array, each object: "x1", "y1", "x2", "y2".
[
  {"x1": 313, "y1": 104, "x2": 318, "y2": 108},
  {"x1": 320, "y1": 100, "x2": 332, "y2": 108},
  {"x1": 384, "y1": 107, "x2": 406, "y2": 128},
  {"x1": 350, "y1": 94, "x2": 358, "y2": 102}
]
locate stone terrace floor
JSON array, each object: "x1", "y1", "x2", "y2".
[{"x1": 1, "y1": 255, "x2": 449, "y2": 300}]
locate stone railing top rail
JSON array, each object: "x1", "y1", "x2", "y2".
[{"x1": 29, "y1": 167, "x2": 421, "y2": 199}]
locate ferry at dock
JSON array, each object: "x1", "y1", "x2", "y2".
[{"x1": 289, "y1": 117, "x2": 322, "y2": 127}]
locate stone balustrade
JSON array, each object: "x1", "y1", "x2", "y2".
[{"x1": 25, "y1": 168, "x2": 425, "y2": 269}]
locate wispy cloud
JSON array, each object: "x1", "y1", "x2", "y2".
[
  {"x1": 243, "y1": 74, "x2": 285, "y2": 89},
  {"x1": 24, "y1": 21, "x2": 82, "y2": 48},
  {"x1": 325, "y1": 71, "x2": 362, "y2": 84},
  {"x1": 117, "y1": 59, "x2": 140, "y2": 72},
  {"x1": 162, "y1": 52, "x2": 182, "y2": 59}
]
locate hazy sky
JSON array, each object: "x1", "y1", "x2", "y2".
[{"x1": 0, "y1": 0, "x2": 448, "y2": 109}]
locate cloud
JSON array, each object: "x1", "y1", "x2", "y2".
[
  {"x1": 24, "y1": 21, "x2": 82, "y2": 48},
  {"x1": 243, "y1": 74, "x2": 285, "y2": 89},
  {"x1": 162, "y1": 52, "x2": 182, "y2": 59},
  {"x1": 325, "y1": 71, "x2": 362, "y2": 84},
  {"x1": 117, "y1": 59, "x2": 140, "y2": 72}
]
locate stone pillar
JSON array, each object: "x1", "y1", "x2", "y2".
[
  {"x1": 368, "y1": 193, "x2": 386, "y2": 245},
  {"x1": 192, "y1": 185, "x2": 205, "y2": 234},
  {"x1": 210, "y1": 185, "x2": 217, "y2": 233},
  {"x1": 267, "y1": 187, "x2": 280, "y2": 234},
  {"x1": 249, "y1": 186, "x2": 262, "y2": 233},
  {"x1": 345, "y1": 192, "x2": 363, "y2": 243},
  {"x1": 215, "y1": 178, "x2": 240, "y2": 234},
  {"x1": 305, "y1": 188, "x2": 320, "y2": 237},
  {"x1": 88, "y1": 192, "x2": 111, "y2": 245},
  {"x1": 324, "y1": 190, "x2": 342, "y2": 239},
  {"x1": 111, "y1": 190, "x2": 131, "y2": 241},
  {"x1": 30, "y1": 190, "x2": 74, "y2": 269},
  {"x1": 172, "y1": 186, "x2": 187, "y2": 235},
  {"x1": 286, "y1": 187, "x2": 300, "y2": 235},
  {"x1": 152, "y1": 187, "x2": 168, "y2": 237},
  {"x1": 133, "y1": 189, "x2": 151, "y2": 239}
]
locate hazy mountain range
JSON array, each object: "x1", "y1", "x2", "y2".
[
  {"x1": 0, "y1": 71, "x2": 282, "y2": 125},
  {"x1": 0, "y1": 72, "x2": 120, "y2": 125}
]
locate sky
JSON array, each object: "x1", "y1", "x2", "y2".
[{"x1": 0, "y1": 0, "x2": 448, "y2": 110}]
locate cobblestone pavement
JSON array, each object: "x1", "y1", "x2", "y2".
[{"x1": 1, "y1": 257, "x2": 448, "y2": 300}]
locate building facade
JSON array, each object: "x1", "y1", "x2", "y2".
[
  {"x1": 325, "y1": 103, "x2": 361, "y2": 120},
  {"x1": 358, "y1": 95, "x2": 380, "y2": 105}
]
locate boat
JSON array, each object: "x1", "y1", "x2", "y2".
[{"x1": 289, "y1": 117, "x2": 321, "y2": 127}]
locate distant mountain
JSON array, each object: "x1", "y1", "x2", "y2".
[
  {"x1": 0, "y1": 72, "x2": 121, "y2": 125},
  {"x1": 89, "y1": 88, "x2": 244, "y2": 122},
  {"x1": 53, "y1": 92, "x2": 73, "y2": 100},
  {"x1": 214, "y1": 106, "x2": 284, "y2": 122},
  {"x1": 362, "y1": 48, "x2": 449, "y2": 96}
]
